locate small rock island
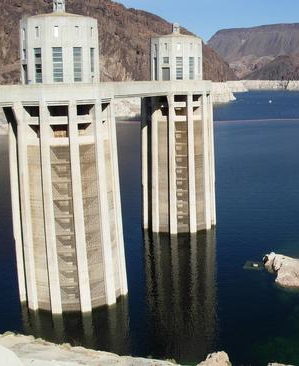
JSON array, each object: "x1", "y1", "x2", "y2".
[{"x1": 263, "y1": 252, "x2": 299, "y2": 288}]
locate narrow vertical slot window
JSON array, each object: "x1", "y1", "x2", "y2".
[
  {"x1": 54, "y1": 26, "x2": 59, "y2": 38},
  {"x1": 189, "y1": 57, "x2": 194, "y2": 80},
  {"x1": 90, "y1": 48, "x2": 95, "y2": 74},
  {"x1": 52, "y1": 47, "x2": 63, "y2": 82},
  {"x1": 176, "y1": 57, "x2": 183, "y2": 80},
  {"x1": 23, "y1": 65, "x2": 28, "y2": 84},
  {"x1": 34, "y1": 48, "x2": 42, "y2": 83},
  {"x1": 73, "y1": 47, "x2": 82, "y2": 82},
  {"x1": 198, "y1": 57, "x2": 202, "y2": 79},
  {"x1": 35, "y1": 26, "x2": 40, "y2": 38},
  {"x1": 153, "y1": 58, "x2": 158, "y2": 80}
]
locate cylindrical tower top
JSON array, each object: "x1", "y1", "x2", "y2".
[
  {"x1": 20, "y1": 3, "x2": 100, "y2": 85},
  {"x1": 53, "y1": 0, "x2": 66, "y2": 13},
  {"x1": 151, "y1": 26, "x2": 203, "y2": 81}
]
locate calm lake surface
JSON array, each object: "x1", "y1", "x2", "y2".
[{"x1": 1, "y1": 91, "x2": 299, "y2": 365}]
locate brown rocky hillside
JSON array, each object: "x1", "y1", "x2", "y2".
[
  {"x1": 208, "y1": 23, "x2": 299, "y2": 78},
  {"x1": 246, "y1": 55, "x2": 299, "y2": 80},
  {"x1": 0, "y1": 0, "x2": 236, "y2": 84}
]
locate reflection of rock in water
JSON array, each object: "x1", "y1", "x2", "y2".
[
  {"x1": 144, "y1": 229, "x2": 218, "y2": 364},
  {"x1": 21, "y1": 297, "x2": 131, "y2": 355}
]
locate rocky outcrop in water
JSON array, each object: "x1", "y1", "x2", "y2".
[{"x1": 263, "y1": 252, "x2": 299, "y2": 288}]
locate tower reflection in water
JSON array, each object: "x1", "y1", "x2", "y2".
[
  {"x1": 144, "y1": 229, "x2": 218, "y2": 363},
  {"x1": 21, "y1": 296, "x2": 131, "y2": 355},
  {"x1": 21, "y1": 230, "x2": 217, "y2": 363}
]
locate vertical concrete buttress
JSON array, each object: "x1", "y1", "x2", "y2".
[
  {"x1": 39, "y1": 103, "x2": 63, "y2": 314},
  {"x1": 142, "y1": 92, "x2": 216, "y2": 234}
]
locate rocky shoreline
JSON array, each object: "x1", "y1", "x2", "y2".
[
  {"x1": 242, "y1": 79, "x2": 299, "y2": 91},
  {"x1": 0, "y1": 333, "x2": 294, "y2": 366},
  {"x1": 0, "y1": 333, "x2": 230, "y2": 366}
]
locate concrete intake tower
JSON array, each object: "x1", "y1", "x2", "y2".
[
  {"x1": 1, "y1": 0, "x2": 128, "y2": 314},
  {"x1": 142, "y1": 25, "x2": 216, "y2": 233},
  {"x1": 0, "y1": 2, "x2": 216, "y2": 314}
]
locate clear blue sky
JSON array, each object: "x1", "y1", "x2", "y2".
[{"x1": 115, "y1": 0, "x2": 299, "y2": 41}]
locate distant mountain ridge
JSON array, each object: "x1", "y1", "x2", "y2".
[
  {"x1": 208, "y1": 23, "x2": 299, "y2": 79},
  {"x1": 0, "y1": 0, "x2": 237, "y2": 84}
]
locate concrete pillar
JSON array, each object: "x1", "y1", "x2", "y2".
[
  {"x1": 187, "y1": 93, "x2": 197, "y2": 233},
  {"x1": 208, "y1": 95, "x2": 216, "y2": 225},
  {"x1": 151, "y1": 97, "x2": 160, "y2": 232},
  {"x1": 202, "y1": 94, "x2": 212, "y2": 229},
  {"x1": 68, "y1": 103, "x2": 92, "y2": 313},
  {"x1": 94, "y1": 101, "x2": 116, "y2": 305},
  {"x1": 141, "y1": 98, "x2": 149, "y2": 229},
  {"x1": 167, "y1": 94, "x2": 178, "y2": 234},
  {"x1": 8, "y1": 122, "x2": 27, "y2": 303},
  {"x1": 13, "y1": 102, "x2": 39, "y2": 310},
  {"x1": 39, "y1": 103, "x2": 63, "y2": 314},
  {"x1": 109, "y1": 99, "x2": 128, "y2": 295}
]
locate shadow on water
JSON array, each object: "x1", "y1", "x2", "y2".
[{"x1": 21, "y1": 296, "x2": 131, "y2": 355}]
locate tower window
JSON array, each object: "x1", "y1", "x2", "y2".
[
  {"x1": 176, "y1": 57, "x2": 183, "y2": 80},
  {"x1": 53, "y1": 47, "x2": 63, "y2": 82},
  {"x1": 22, "y1": 49, "x2": 27, "y2": 60},
  {"x1": 22, "y1": 28, "x2": 26, "y2": 42},
  {"x1": 73, "y1": 47, "x2": 82, "y2": 82},
  {"x1": 189, "y1": 57, "x2": 194, "y2": 80},
  {"x1": 54, "y1": 26, "x2": 59, "y2": 38},
  {"x1": 162, "y1": 67, "x2": 170, "y2": 81},
  {"x1": 163, "y1": 57, "x2": 169, "y2": 64},
  {"x1": 177, "y1": 43, "x2": 181, "y2": 51},
  {"x1": 35, "y1": 26, "x2": 40, "y2": 38},
  {"x1": 164, "y1": 43, "x2": 168, "y2": 51},
  {"x1": 198, "y1": 57, "x2": 202, "y2": 78},
  {"x1": 91, "y1": 27, "x2": 94, "y2": 37},
  {"x1": 23, "y1": 65, "x2": 28, "y2": 84},
  {"x1": 90, "y1": 48, "x2": 95, "y2": 74},
  {"x1": 34, "y1": 48, "x2": 42, "y2": 83},
  {"x1": 153, "y1": 57, "x2": 157, "y2": 80},
  {"x1": 75, "y1": 26, "x2": 79, "y2": 36}
]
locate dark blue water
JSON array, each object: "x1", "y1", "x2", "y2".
[{"x1": 1, "y1": 91, "x2": 299, "y2": 365}]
